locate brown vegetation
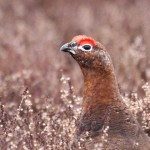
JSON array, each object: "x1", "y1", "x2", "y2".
[{"x1": 0, "y1": 0, "x2": 150, "y2": 149}]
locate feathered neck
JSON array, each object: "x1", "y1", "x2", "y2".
[{"x1": 81, "y1": 65, "x2": 121, "y2": 114}]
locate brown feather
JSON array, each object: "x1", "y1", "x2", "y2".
[{"x1": 61, "y1": 35, "x2": 150, "y2": 150}]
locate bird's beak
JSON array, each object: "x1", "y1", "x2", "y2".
[
  {"x1": 60, "y1": 42, "x2": 77, "y2": 55},
  {"x1": 60, "y1": 43, "x2": 71, "y2": 52}
]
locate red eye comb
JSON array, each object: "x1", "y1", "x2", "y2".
[{"x1": 72, "y1": 35, "x2": 96, "y2": 46}]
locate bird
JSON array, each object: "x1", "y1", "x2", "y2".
[{"x1": 60, "y1": 35, "x2": 150, "y2": 150}]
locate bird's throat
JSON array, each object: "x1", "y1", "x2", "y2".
[{"x1": 81, "y1": 68, "x2": 121, "y2": 114}]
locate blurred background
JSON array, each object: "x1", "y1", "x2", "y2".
[{"x1": 0, "y1": 0, "x2": 150, "y2": 104}]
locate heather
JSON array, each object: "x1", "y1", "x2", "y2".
[{"x1": 0, "y1": 0, "x2": 149, "y2": 149}]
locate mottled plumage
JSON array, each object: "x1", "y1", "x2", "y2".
[{"x1": 60, "y1": 35, "x2": 150, "y2": 150}]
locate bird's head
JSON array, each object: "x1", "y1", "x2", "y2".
[{"x1": 60, "y1": 35, "x2": 112, "y2": 72}]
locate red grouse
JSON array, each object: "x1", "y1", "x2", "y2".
[{"x1": 60, "y1": 35, "x2": 150, "y2": 150}]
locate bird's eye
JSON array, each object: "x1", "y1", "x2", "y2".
[{"x1": 82, "y1": 44, "x2": 92, "y2": 51}]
